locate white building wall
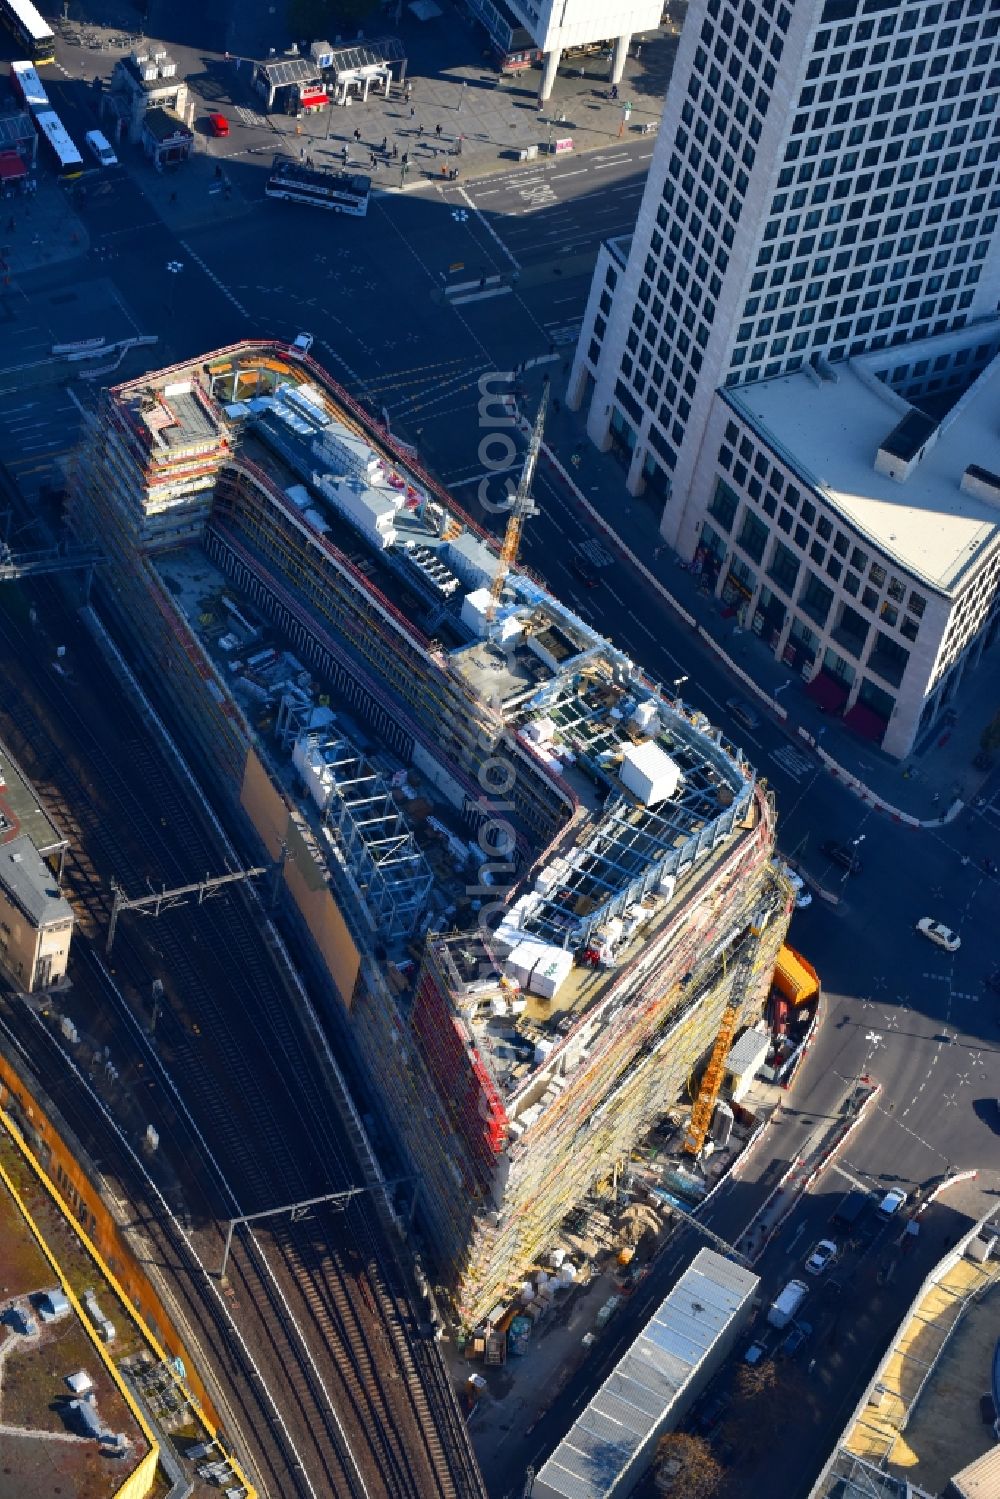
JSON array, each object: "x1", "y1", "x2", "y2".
[
  {"x1": 508, "y1": 0, "x2": 661, "y2": 55},
  {"x1": 688, "y1": 388, "x2": 1000, "y2": 759}
]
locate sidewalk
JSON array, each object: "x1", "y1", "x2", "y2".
[
  {"x1": 222, "y1": 7, "x2": 677, "y2": 189},
  {"x1": 514, "y1": 363, "x2": 1000, "y2": 826},
  {"x1": 0, "y1": 179, "x2": 89, "y2": 278}
]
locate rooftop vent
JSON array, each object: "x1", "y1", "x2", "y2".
[
  {"x1": 874, "y1": 409, "x2": 938, "y2": 482},
  {"x1": 960, "y1": 464, "x2": 1000, "y2": 509}
]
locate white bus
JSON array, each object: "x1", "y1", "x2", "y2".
[
  {"x1": 265, "y1": 154, "x2": 371, "y2": 217},
  {"x1": 10, "y1": 59, "x2": 50, "y2": 113},
  {"x1": 0, "y1": 0, "x2": 55, "y2": 65},
  {"x1": 34, "y1": 110, "x2": 84, "y2": 177}
]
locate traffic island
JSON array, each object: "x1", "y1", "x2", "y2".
[{"x1": 744, "y1": 1079, "x2": 882, "y2": 1261}]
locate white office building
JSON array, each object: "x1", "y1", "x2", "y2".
[
  {"x1": 468, "y1": 0, "x2": 662, "y2": 97},
  {"x1": 689, "y1": 322, "x2": 1000, "y2": 757},
  {"x1": 570, "y1": 0, "x2": 1000, "y2": 509}
]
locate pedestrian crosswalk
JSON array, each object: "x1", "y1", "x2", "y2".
[
  {"x1": 234, "y1": 105, "x2": 268, "y2": 129},
  {"x1": 544, "y1": 319, "x2": 582, "y2": 347},
  {"x1": 769, "y1": 745, "x2": 814, "y2": 781}
]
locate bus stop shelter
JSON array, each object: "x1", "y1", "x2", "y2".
[
  {"x1": 321, "y1": 38, "x2": 407, "y2": 104},
  {"x1": 252, "y1": 57, "x2": 325, "y2": 112}
]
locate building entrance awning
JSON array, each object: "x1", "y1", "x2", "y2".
[
  {"x1": 805, "y1": 670, "x2": 850, "y2": 714},
  {"x1": 843, "y1": 700, "x2": 888, "y2": 744}
]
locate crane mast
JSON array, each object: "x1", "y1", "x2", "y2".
[
  {"x1": 682, "y1": 931, "x2": 759, "y2": 1158},
  {"x1": 486, "y1": 381, "x2": 549, "y2": 626}
]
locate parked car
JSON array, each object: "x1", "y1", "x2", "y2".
[
  {"x1": 821, "y1": 840, "x2": 864, "y2": 875},
  {"x1": 767, "y1": 1278, "x2": 809, "y2": 1329},
  {"x1": 804, "y1": 1238, "x2": 838, "y2": 1276},
  {"x1": 916, "y1": 917, "x2": 961, "y2": 952},
  {"x1": 725, "y1": 697, "x2": 761, "y2": 733},
  {"x1": 780, "y1": 1321, "x2": 813, "y2": 1358},
  {"x1": 84, "y1": 128, "x2": 118, "y2": 167},
  {"x1": 743, "y1": 1339, "x2": 768, "y2": 1366},
  {"x1": 830, "y1": 1190, "x2": 869, "y2": 1230},
  {"x1": 208, "y1": 112, "x2": 230, "y2": 137},
  {"x1": 694, "y1": 1393, "x2": 730, "y2": 1436},
  {"x1": 878, "y1": 1187, "x2": 908, "y2": 1217},
  {"x1": 571, "y1": 554, "x2": 601, "y2": 588}
]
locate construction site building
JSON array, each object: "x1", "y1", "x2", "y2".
[{"x1": 69, "y1": 341, "x2": 792, "y2": 1327}]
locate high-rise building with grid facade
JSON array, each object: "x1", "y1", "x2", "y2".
[{"x1": 569, "y1": 0, "x2": 1000, "y2": 533}]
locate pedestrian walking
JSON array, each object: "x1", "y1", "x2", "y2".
[
  {"x1": 342, "y1": 144, "x2": 349, "y2": 162},
  {"x1": 354, "y1": 127, "x2": 362, "y2": 143},
  {"x1": 370, "y1": 151, "x2": 377, "y2": 167},
  {"x1": 392, "y1": 142, "x2": 398, "y2": 159},
  {"x1": 435, "y1": 122, "x2": 443, "y2": 138},
  {"x1": 381, "y1": 135, "x2": 388, "y2": 152},
  {"x1": 299, "y1": 145, "x2": 305, "y2": 159},
  {"x1": 306, "y1": 154, "x2": 314, "y2": 167},
  {"x1": 417, "y1": 123, "x2": 423, "y2": 138},
  {"x1": 410, "y1": 104, "x2": 415, "y2": 118}
]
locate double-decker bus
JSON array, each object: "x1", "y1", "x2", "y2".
[
  {"x1": 34, "y1": 110, "x2": 83, "y2": 176},
  {"x1": 265, "y1": 154, "x2": 371, "y2": 216},
  {"x1": 10, "y1": 59, "x2": 50, "y2": 113},
  {"x1": 0, "y1": 0, "x2": 56, "y2": 66}
]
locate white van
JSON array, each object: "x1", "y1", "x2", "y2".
[
  {"x1": 84, "y1": 130, "x2": 118, "y2": 168},
  {"x1": 767, "y1": 1278, "x2": 809, "y2": 1329}
]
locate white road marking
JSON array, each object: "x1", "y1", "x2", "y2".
[{"x1": 457, "y1": 186, "x2": 521, "y2": 269}]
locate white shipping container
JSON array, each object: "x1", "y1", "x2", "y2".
[
  {"x1": 528, "y1": 946, "x2": 575, "y2": 1000},
  {"x1": 620, "y1": 740, "x2": 682, "y2": 807},
  {"x1": 506, "y1": 939, "x2": 549, "y2": 989}
]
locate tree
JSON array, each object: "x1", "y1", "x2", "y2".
[
  {"x1": 980, "y1": 708, "x2": 1000, "y2": 756},
  {"x1": 734, "y1": 1357, "x2": 777, "y2": 1403},
  {"x1": 288, "y1": 0, "x2": 379, "y2": 41},
  {"x1": 653, "y1": 1432, "x2": 722, "y2": 1498}
]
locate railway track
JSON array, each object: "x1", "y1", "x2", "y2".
[{"x1": 0, "y1": 582, "x2": 485, "y2": 1499}]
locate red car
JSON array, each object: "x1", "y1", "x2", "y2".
[{"x1": 207, "y1": 113, "x2": 230, "y2": 138}]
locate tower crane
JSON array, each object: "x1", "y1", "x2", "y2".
[
  {"x1": 682, "y1": 927, "x2": 760, "y2": 1158},
  {"x1": 485, "y1": 380, "x2": 549, "y2": 628}
]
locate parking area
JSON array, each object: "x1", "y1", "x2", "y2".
[{"x1": 680, "y1": 1185, "x2": 959, "y2": 1498}]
